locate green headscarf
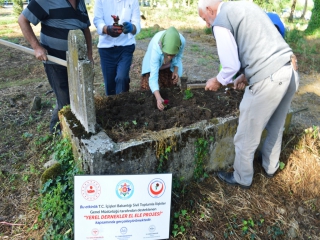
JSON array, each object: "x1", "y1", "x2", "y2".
[{"x1": 159, "y1": 26, "x2": 181, "y2": 55}]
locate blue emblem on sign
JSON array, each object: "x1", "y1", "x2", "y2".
[{"x1": 116, "y1": 180, "x2": 134, "y2": 200}]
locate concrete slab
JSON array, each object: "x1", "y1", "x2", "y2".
[{"x1": 60, "y1": 107, "x2": 293, "y2": 181}]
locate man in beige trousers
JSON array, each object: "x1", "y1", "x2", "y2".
[{"x1": 198, "y1": 0, "x2": 299, "y2": 188}]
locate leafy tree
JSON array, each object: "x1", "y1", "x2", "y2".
[
  {"x1": 305, "y1": 0, "x2": 320, "y2": 34},
  {"x1": 0, "y1": 0, "x2": 6, "y2": 7},
  {"x1": 12, "y1": 0, "x2": 23, "y2": 17},
  {"x1": 253, "y1": 0, "x2": 290, "y2": 13}
]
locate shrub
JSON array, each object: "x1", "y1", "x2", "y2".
[
  {"x1": 12, "y1": 0, "x2": 23, "y2": 17},
  {"x1": 305, "y1": 0, "x2": 320, "y2": 35},
  {"x1": 40, "y1": 138, "x2": 83, "y2": 239}
]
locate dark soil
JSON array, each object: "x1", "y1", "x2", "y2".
[{"x1": 95, "y1": 86, "x2": 243, "y2": 142}]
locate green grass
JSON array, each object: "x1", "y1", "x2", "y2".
[
  {"x1": 190, "y1": 44, "x2": 200, "y2": 52},
  {"x1": 0, "y1": 29, "x2": 14, "y2": 35},
  {"x1": 203, "y1": 27, "x2": 212, "y2": 35},
  {"x1": 141, "y1": 6, "x2": 198, "y2": 22},
  {"x1": 0, "y1": 78, "x2": 44, "y2": 89},
  {"x1": 0, "y1": 36, "x2": 20, "y2": 43},
  {"x1": 136, "y1": 27, "x2": 159, "y2": 40},
  {"x1": 197, "y1": 58, "x2": 210, "y2": 65},
  {"x1": 0, "y1": 18, "x2": 16, "y2": 25},
  {"x1": 283, "y1": 17, "x2": 320, "y2": 72}
]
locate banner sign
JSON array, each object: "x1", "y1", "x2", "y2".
[{"x1": 74, "y1": 174, "x2": 172, "y2": 239}]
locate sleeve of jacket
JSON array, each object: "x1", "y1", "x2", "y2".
[
  {"x1": 148, "y1": 44, "x2": 162, "y2": 93},
  {"x1": 129, "y1": 0, "x2": 141, "y2": 37},
  {"x1": 93, "y1": 0, "x2": 106, "y2": 35}
]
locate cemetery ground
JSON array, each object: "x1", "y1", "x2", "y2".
[{"x1": 1, "y1": 6, "x2": 320, "y2": 240}]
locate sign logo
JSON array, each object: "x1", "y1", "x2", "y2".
[
  {"x1": 148, "y1": 178, "x2": 165, "y2": 198},
  {"x1": 149, "y1": 225, "x2": 156, "y2": 232},
  {"x1": 91, "y1": 228, "x2": 99, "y2": 236},
  {"x1": 120, "y1": 227, "x2": 127, "y2": 235},
  {"x1": 81, "y1": 180, "x2": 101, "y2": 201},
  {"x1": 116, "y1": 180, "x2": 134, "y2": 200}
]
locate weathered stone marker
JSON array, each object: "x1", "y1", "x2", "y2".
[{"x1": 67, "y1": 29, "x2": 96, "y2": 133}]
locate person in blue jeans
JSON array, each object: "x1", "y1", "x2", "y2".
[
  {"x1": 93, "y1": 0, "x2": 141, "y2": 96},
  {"x1": 18, "y1": 0, "x2": 93, "y2": 134}
]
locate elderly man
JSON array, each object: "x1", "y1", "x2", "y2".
[{"x1": 198, "y1": 0, "x2": 299, "y2": 188}]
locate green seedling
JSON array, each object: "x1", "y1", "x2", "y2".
[
  {"x1": 279, "y1": 161, "x2": 285, "y2": 170},
  {"x1": 183, "y1": 89, "x2": 193, "y2": 100},
  {"x1": 172, "y1": 209, "x2": 189, "y2": 237}
]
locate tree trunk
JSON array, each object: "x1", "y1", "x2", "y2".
[
  {"x1": 305, "y1": 0, "x2": 320, "y2": 34},
  {"x1": 301, "y1": 0, "x2": 308, "y2": 19},
  {"x1": 288, "y1": 0, "x2": 297, "y2": 22}
]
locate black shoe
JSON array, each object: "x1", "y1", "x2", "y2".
[
  {"x1": 256, "y1": 151, "x2": 276, "y2": 178},
  {"x1": 264, "y1": 171, "x2": 275, "y2": 178},
  {"x1": 217, "y1": 171, "x2": 250, "y2": 189}
]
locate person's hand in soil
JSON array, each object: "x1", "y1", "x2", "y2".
[
  {"x1": 205, "y1": 77, "x2": 221, "y2": 91},
  {"x1": 154, "y1": 90, "x2": 165, "y2": 111},
  {"x1": 172, "y1": 73, "x2": 179, "y2": 84},
  {"x1": 233, "y1": 74, "x2": 248, "y2": 90}
]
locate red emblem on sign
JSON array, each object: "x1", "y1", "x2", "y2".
[
  {"x1": 91, "y1": 228, "x2": 99, "y2": 236},
  {"x1": 148, "y1": 178, "x2": 165, "y2": 198},
  {"x1": 81, "y1": 180, "x2": 101, "y2": 201}
]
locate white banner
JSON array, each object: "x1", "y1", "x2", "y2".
[{"x1": 74, "y1": 174, "x2": 172, "y2": 239}]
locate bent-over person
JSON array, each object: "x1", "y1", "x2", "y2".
[
  {"x1": 198, "y1": 0, "x2": 299, "y2": 188},
  {"x1": 141, "y1": 26, "x2": 185, "y2": 111}
]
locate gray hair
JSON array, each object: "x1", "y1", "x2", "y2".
[{"x1": 198, "y1": 0, "x2": 222, "y2": 12}]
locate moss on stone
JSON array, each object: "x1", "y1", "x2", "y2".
[
  {"x1": 59, "y1": 105, "x2": 92, "y2": 139},
  {"x1": 210, "y1": 118, "x2": 219, "y2": 124},
  {"x1": 41, "y1": 162, "x2": 62, "y2": 184}
]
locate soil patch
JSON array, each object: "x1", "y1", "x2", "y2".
[{"x1": 95, "y1": 86, "x2": 243, "y2": 142}]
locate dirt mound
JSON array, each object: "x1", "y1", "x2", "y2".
[{"x1": 95, "y1": 86, "x2": 243, "y2": 142}]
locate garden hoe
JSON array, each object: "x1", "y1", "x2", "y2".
[
  {"x1": 180, "y1": 76, "x2": 244, "y2": 94},
  {"x1": 0, "y1": 38, "x2": 67, "y2": 67}
]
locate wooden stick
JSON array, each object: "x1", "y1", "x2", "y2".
[
  {"x1": 0, "y1": 38, "x2": 67, "y2": 67},
  {"x1": 186, "y1": 83, "x2": 236, "y2": 89}
]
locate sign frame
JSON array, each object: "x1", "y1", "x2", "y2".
[{"x1": 74, "y1": 173, "x2": 172, "y2": 240}]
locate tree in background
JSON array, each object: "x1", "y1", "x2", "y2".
[
  {"x1": 288, "y1": 0, "x2": 297, "y2": 22},
  {"x1": 0, "y1": 0, "x2": 5, "y2": 7},
  {"x1": 12, "y1": 0, "x2": 23, "y2": 17},
  {"x1": 305, "y1": 0, "x2": 320, "y2": 34},
  {"x1": 300, "y1": 0, "x2": 308, "y2": 19},
  {"x1": 253, "y1": 0, "x2": 291, "y2": 14}
]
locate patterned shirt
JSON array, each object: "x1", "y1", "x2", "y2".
[{"x1": 22, "y1": 0, "x2": 90, "y2": 60}]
